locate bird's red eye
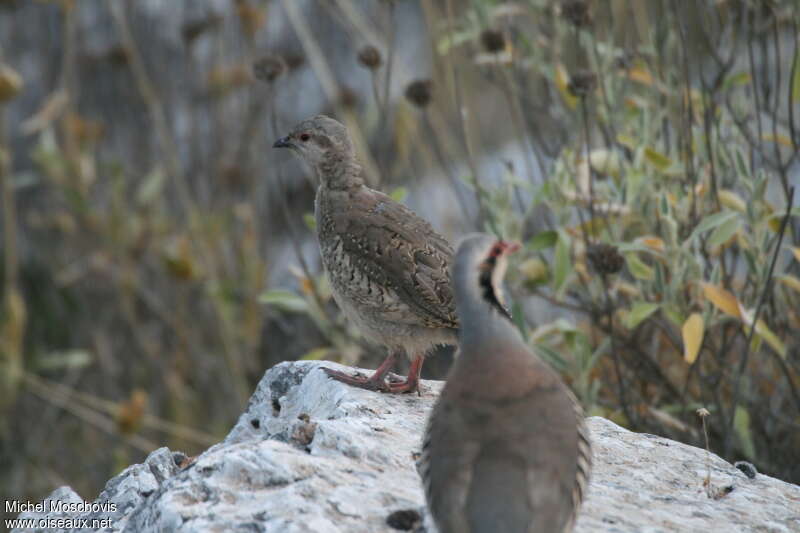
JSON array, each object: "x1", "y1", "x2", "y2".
[{"x1": 299, "y1": 133, "x2": 310, "y2": 142}]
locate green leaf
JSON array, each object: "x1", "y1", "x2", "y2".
[
  {"x1": 533, "y1": 344, "x2": 568, "y2": 372},
  {"x1": 734, "y1": 148, "x2": 750, "y2": 177},
  {"x1": 528, "y1": 230, "x2": 558, "y2": 251},
  {"x1": 300, "y1": 347, "x2": 330, "y2": 360},
  {"x1": 625, "y1": 253, "x2": 654, "y2": 280},
  {"x1": 792, "y1": 45, "x2": 800, "y2": 103},
  {"x1": 389, "y1": 186, "x2": 408, "y2": 203},
  {"x1": 511, "y1": 300, "x2": 527, "y2": 336},
  {"x1": 721, "y1": 71, "x2": 751, "y2": 92},
  {"x1": 258, "y1": 289, "x2": 308, "y2": 313},
  {"x1": 553, "y1": 230, "x2": 572, "y2": 295},
  {"x1": 734, "y1": 406, "x2": 756, "y2": 460},
  {"x1": 303, "y1": 213, "x2": 317, "y2": 231},
  {"x1": 643, "y1": 147, "x2": 673, "y2": 171},
  {"x1": 136, "y1": 167, "x2": 167, "y2": 206},
  {"x1": 688, "y1": 210, "x2": 739, "y2": 243},
  {"x1": 707, "y1": 217, "x2": 741, "y2": 248},
  {"x1": 35, "y1": 350, "x2": 92, "y2": 371},
  {"x1": 625, "y1": 301, "x2": 660, "y2": 329}
]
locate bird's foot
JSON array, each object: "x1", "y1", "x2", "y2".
[
  {"x1": 384, "y1": 376, "x2": 421, "y2": 395},
  {"x1": 322, "y1": 367, "x2": 390, "y2": 392}
]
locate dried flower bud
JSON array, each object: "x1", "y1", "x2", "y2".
[
  {"x1": 480, "y1": 29, "x2": 505, "y2": 54},
  {"x1": 182, "y1": 14, "x2": 223, "y2": 44},
  {"x1": 0, "y1": 63, "x2": 23, "y2": 102},
  {"x1": 587, "y1": 243, "x2": 623, "y2": 275},
  {"x1": 357, "y1": 45, "x2": 382, "y2": 70},
  {"x1": 338, "y1": 86, "x2": 360, "y2": 109},
  {"x1": 567, "y1": 70, "x2": 597, "y2": 97},
  {"x1": 562, "y1": 0, "x2": 592, "y2": 27},
  {"x1": 404, "y1": 79, "x2": 432, "y2": 108},
  {"x1": 253, "y1": 54, "x2": 286, "y2": 83},
  {"x1": 283, "y1": 53, "x2": 305, "y2": 71}
]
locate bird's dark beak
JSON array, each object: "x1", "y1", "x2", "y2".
[{"x1": 273, "y1": 136, "x2": 293, "y2": 149}]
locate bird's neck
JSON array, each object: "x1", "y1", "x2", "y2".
[
  {"x1": 317, "y1": 152, "x2": 364, "y2": 190},
  {"x1": 457, "y1": 295, "x2": 523, "y2": 357}
]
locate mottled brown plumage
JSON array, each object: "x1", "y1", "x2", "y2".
[
  {"x1": 273, "y1": 115, "x2": 458, "y2": 393},
  {"x1": 420, "y1": 234, "x2": 591, "y2": 532}
]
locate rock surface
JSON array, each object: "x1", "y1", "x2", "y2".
[{"x1": 16, "y1": 361, "x2": 800, "y2": 532}]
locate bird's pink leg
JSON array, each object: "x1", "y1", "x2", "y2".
[
  {"x1": 323, "y1": 352, "x2": 398, "y2": 392},
  {"x1": 385, "y1": 354, "x2": 424, "y2": 395}
]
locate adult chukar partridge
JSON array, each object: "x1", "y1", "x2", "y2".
[
  {"x1": 273, "y1": 115, "x2": 458, "y2": 393},
  {"x1": 420, "y1": 233, "x2": 592, "y2": 532}
]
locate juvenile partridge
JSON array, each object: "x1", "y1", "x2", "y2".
[
  {"x1": 420, "y1": 233, "x2": 592, "y2": 532},
  {"x1": 273, "y1": 115, "x2": 458, "y2": 394}
]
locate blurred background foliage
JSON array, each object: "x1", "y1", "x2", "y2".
[{"x1": 1, "y1": 0, "x2": 799, "y2": 505}]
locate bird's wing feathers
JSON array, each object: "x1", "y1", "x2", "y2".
[{"x1": 335, "y1": 189, "x2": 458, "y2": 328}]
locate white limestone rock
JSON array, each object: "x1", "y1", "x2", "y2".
[{"x1": 14, "y1": 360, "x2": 800, "y2": 532}]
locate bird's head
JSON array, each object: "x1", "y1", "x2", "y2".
[
  {"x1": 273, "y1": 115, "x2": 354, "y2": 168},
  {"x1": 453, "y1": 233, "x2": 520, "y2": 321}
]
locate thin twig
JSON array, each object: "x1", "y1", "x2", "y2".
[{"x1": 725, "y1": 186, "x2": 795, "y2": 456}]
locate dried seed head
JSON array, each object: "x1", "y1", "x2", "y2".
[
  {"x1": 338, "y1": 86, "x2": 360, "y2": 109},
  {"x1": 253, "y1": 54, "x2": 286, "y2": 83},
  {"x1": 480, "y1": 29, "x2": 506, "y2": 53},
  {"x1": 567, "y1": 70, "x2": 597, "y2": 97},
  {"x1": 562, "y1": 0, "x2": 592, "y2": 27},
  {"x1": 404, "y1": 79, "x2": 432, "y2": 108},
  {"x1": 357, "y1": 45, "x2": 382, "y2": 70},
  {"x1": 0, "y1": 63, "x2": 23, "y2": 102},
  {"x1": 181, "y1": 14, "x2": 223, "y2": 44},
  {"x1": 696, "y1": 407, "x2": 710, "y2": 418},
  {"x1": 587, "y1": 243, "x2": 623, "y2": 275}
]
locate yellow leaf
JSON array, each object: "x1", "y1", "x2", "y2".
[
  {"x1": 0, "y1": 63, "x2": 23, "y2": 102},
  {"x1": 555, "y1": 63, "x2": 578, "y2": 110},
  {"x1": 792, "y1": 247, "x2": 800, "y2": 263},
  {"x1": 718, "y1": 190, "x2": 746, "y2": 213},
  {"x1": 779, "y1": 275, "x2": 800, "y2": 294},
  {"x1": 753, "y1": 319, "x2": 787, "y2": 359},
  {"x1": 627, "y1": 66, "x2": 654, "y2": 86},
  {"x1": 637, "y1": 236, "x2": 665, "y2": 253},
  {"x1": 588, "y1": 148, "x2": 621, "y2": 179},
  {"x1": 682, "y1": 313, "x2": 704, "y2": 364},
  {"x1": 644, "y1": 147, "x2": 673, "y2": 171},
  {"x1": 701, "y1": 283, "x2": 741, "y2": 318},
  {"x1": 762, "y1": 133, "x2": 793, "y2": 147},
  {"x1": 616, "y1": 134, "x2": 636, "y2": 150}
]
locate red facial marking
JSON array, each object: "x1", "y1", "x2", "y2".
[
  {"x1": 489, "y1": 240, "x2": 521, "y2": 258},
  {"x1": 299, "y1": 133, "x2": 310, "y2": 142}
]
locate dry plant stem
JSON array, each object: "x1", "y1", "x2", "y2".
[
  {"x1": 768, "y1": 9, "x2": 791, "y2": 200},
  {"x1": 58, "y1": 1, "x2": 80, "y2": 177},
  {"x1": 25, "y1": 370, "x2": 217, "y2": 446},
  {"x1": 0, "y1": 107, "x2": 16, "y2": 293},
  {"x1": 267, "y1": 96, "x2": 331, "y2": 323},
  {"x1": 725, "y1": 186, "x2": 795, "y2": 456},
  {"x1": 109, "y1": 2, "x2": 187, "y2": 210},
  {"x1": 421, "y1": 110, "x2": 472, "y2": 223},
  {"x1": 376, "y1": 0, "x2": 396, "y2": 161},
  {"x1": 282, "y1": 0, "x2": 378, "y2": 185},
  {"x1": 111, "y1": 2, "x2": 249, "y2": 406},
  {"x1": 600, "y1": 272, "x2": 633, "y2": 425},
  {"x1": 745, "y1": 12, "x2": 765, "y2": 161},
  {"x1": 444, "y1": 0, "x2": 493, "y2": 234},
  {"x1": 22, "y1": 371, "x2": 158, "y2": 453},
  {"x1": 673, "y1": 5, "x2": 701, "y2": 225},
  {"x1": 789, "y1": 19, "x2": 799, "y2": 150}
]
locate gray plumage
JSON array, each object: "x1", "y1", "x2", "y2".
[
  {"x1": 420, "y1": 233, "x2": 591, "y2": 533},
  {"x1": 273, "y1": 115, "x2": 458, "y2": 393}
]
